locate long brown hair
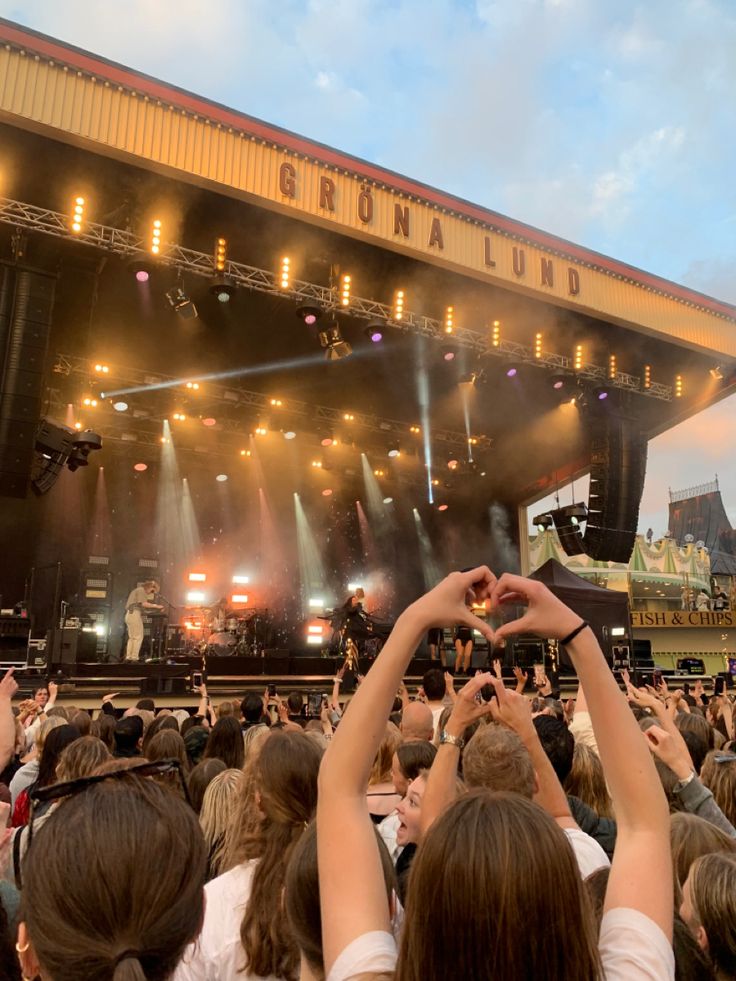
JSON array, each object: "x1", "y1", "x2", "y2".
[
  {"x1": 20, "y1": 775, "x2": 206, "y2": 981},
  {"x1": 700, "y1": 751, "x2": 736, "y2": 827},
  {"x1": 689, "y1": 852, "x2": 736, "y2": 978},
  {"x1": 564, "y1": 742, "x2": 614, "y2": 819},
  {"x1": 232, "y1": 731, "x2": 322, "y2": 980},
  {"x1": 670, "y1": 812, "x2": 736, "y2": 898},
  {"x1": 397, "y1": 790, "x2": 601, "y2": 981}
]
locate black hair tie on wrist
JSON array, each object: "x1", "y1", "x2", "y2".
[{"x1": 560, "y1": 621, "x2": 590, "y2": 647}]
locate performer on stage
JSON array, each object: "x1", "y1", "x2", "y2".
[
  {"x1": 427, "y1": 627, "x2": 446, "y2": 666},
  {"x1": 123, "y1": 580, "x2": 163, "y2": 662},
  {"x1": 454, "y1": 622, "x2": 474, "y2": 675},
  {"x1": 341, "y1": 587, "x2": 365, "y2": 615},
  {"x1": 208, "y1": 596, "x2": 232, "y2": 633}
]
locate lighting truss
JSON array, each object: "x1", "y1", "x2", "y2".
[
  {"x1": 53, "y1": 354, "x2": 490, "y2": 452},
  {"x1": 1, "y1": 195, "x2": 672, "y2": 400}
]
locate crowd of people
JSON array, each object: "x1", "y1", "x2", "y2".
[{"x1": 0, "y1": 567, "x2": 734, "y2": 979}]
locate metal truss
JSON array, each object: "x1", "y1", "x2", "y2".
[
  {"x1": 1, "y1": 195, "x2": 672, "y2": 400},
  {"x1": 53, "y1": 353, "x2": 490, "y2": 453}
]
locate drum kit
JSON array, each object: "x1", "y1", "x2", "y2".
[{"x1": 183, "y1": 607, "x2": 271, "y2": 656}]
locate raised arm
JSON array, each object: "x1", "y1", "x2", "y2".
[
  {"x1": 0, "y1": 670, "x2": 18, "y2": 772},
  {"x1": 317, "y1": 567, "x2": 495, "y2": 974},
  {"x1": 492, "y1": 574, "x2": 672, "y2": 940}
]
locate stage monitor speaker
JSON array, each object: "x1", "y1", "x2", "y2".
[
  {"x1": 46, "y1": 627, "x2": 98, "y2": 666},
  {"x1": 140, "y1": 676, "x2": 189, "y2": 696},
  {"x1": 583, "y1": 408, "x2": 648, "y2": 564},
  {"x1": 0, "y1": 265, "x2": 56, "y2": 498}
]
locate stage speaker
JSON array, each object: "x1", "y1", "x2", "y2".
[
  {"x1": 46, "y1": 627, "x2": 98, "y2": 666},
  {"x1": 0, "y1": 265, "x2": 56, "y2": 498},
  {"x1": 583, "y1": 408, "x2": 648, "y2": 564}
]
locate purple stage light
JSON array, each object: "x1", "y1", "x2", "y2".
[
  {"x1": 369, "y1": 329, "x2": 383, "y2": 343},
  {"x1": 506, "y1": 367, "x2": 517, "y2": 378},
  {"x1": 136, "y1": 270, "x2": 149, "y2": 283},
  {"x1": 598, "y1": 391, "x2": 609, "y2": 400},
  {"x1": 304, "y1": 313, "x2": 317, "y2": 325}
]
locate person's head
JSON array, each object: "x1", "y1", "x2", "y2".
[
  {"x1": 463, "y1": 724, "x2": 536, "y2": 798},
  {"x1": 199, "y1": 768, "x2": 246, "y2": 878},
  {"x1": 46, "y1": 706, "x2": 69, "y2": 721},
  {"x1": 187, "y1": 757, "x2": 227, "y2": 814},
  {"x1": 681, "y1": 852, "x2": 736, "y2": 978},
  {"x1": 179, "y1": 715, "x2": 200, "y2": 739},
  {"x1": 680, "y1": 728, "x2": 710, "y2": 774},
  {"x1": 68, "y1": 711, "x2": 91, "y2": 737},
  {"x1": 285, "y1": 820, "x2": 396, "y2": 980},
  {"x1": 533, "y1": 714, "x2": 574, "y2": 784},
  {"x1": 670, "y1": 812, "x2": 736, "y2": 900},
  {"x1": 146, "y1": 729, "x2": 190, "y2": 774},
  {"x1": 396, "y1": 773, "x2": 429, "y2": 847},
  {"x1": 141, "y1": 713, "x2": 179, "y2": 757},
  {"x1": 564, "y1": 742, "x2": 613, "y2": 819},
  {"x1": 113, "y1": 716, "x2": 144, "y2": 757},
  {"x1": 203, "y1": 716, "x2": 245, "y2": 770},
  {"x1": 89, "y1": 714, "x2": 115, "y2": 753},
  {"x1": 123, "y1": 707, "x2": 154, "y2": 736},
  {"x1": 286, "y1": 691, "x2": 304, "y2": 716},
  {"x1": 422, "y1": 668, "x2": 446, "y2": 702},
  {"x1": 241, "y1": 691, "x2": 265, "y2": 724},
  {"x1": 135, "y1": 698, "x2": 155, "y2": 712},
  {"x1": 37, "y1": 725, "x2": 80, "y2": 789},
  {"x1": 400, "y1": 701, "x2": 434, "y2": 742},
  {"x1": 700, "y1": 750, "x2": 736, "y2": 828},
  {"x1": 32, "y1": 716, "x2": 66, "y2": 757},
  {"x1": 216, "y1": 700, "x2": 234, "y2": 719},
  {"x1": 229, "y1": 731, "x2": 322, "y2": 980},
  {"x1": 391, "y1": 740, "x2": 437, "y2": 797},
  {"x1": 56, "y1": 736, "x2": 111, "y2": 783},
  {"x1": 243, "y1": 722, "x2": 270, "y2": 761},
  {"x1": 34, "y1": 686, "x2": 49, "y2": 708},
  {"x1": 677, "y1": 711, "x2": 715, "y2": 753},
  {"x1": 143, "y1": 579, "x2": 159, "y2": 596},
  {"x1": 17, "y1": 775, "x2": 205, "y2": 981},
  {"x1": 369, "y1": 721, "x2": 403, "y2": 786},
  {"x1": 397, "y1": 790, "x2": 599, "y2": 981},
  {"x1": 183, "y1": 725, "x2": 210, "y2": 767}
]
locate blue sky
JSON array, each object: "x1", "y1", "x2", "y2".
[{"x1": 2, "y1": 0, "x2": 735, "y2": 534}]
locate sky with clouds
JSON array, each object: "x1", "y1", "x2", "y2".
[{"x1": 1, "y1": 0, "x2": 734, "y2": 534}]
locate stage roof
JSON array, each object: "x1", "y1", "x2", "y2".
[{"x1": 0, "y1": 17, "x2": 734, "y2": 508}]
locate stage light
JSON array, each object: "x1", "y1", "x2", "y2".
[
  {"x1": 440, "y1": 343, "x2": 458, "y2": 362},
  {"x1": 347, "y1": 582, "x2": 363, "y2": 591},
  {"x1": 240, "y1": 448, "x2": 252, "y2": 457},
  {"x1": 270, "y1": 398, "x2": 283, "y2": 407},
  {"x1": 136, "y1": 268, "x2": 149, "y2": 283},
  {"x1": 410, "y1": 425, "x2": 420, "y2": 434},
  {"x1": 374, "y1": 468, "x2": 385, "y2": 477},
  {"x1": 594, "y1": 388, "x2": 609, "y2": 400},
  {"x1": 214, "y1": 236, "x2": 227, "y2": 272},
  {"x1": 186, "y1": 381, "x2": 200, "y2": 391},
  {"x1": 365, "y1": 322, "x2": 384, "y2": 343},
  {"x1": 202, "y1": 417, "x2": 217, "y2": 427},
  {"x1": 188, "y1": 572, "x2": 206, "y2": 582},
  {"x1": 438, "y1": 503, "x2": 449, "y2": 511},
  {"x1": 319, "y1": 322, "x2": 352, "y2": 361},
  {"x1": 675, "y1": 374, "x2": 683, "y2": 398},
  {"x1": 232, "y1": 575, "x2": 250, "y2": 584},
  {"x1": 710, "y1": 366, "x2": 724, "y2": 380},
  {"x1": 284, "y1": 431, "x2": 296, "y2": 440},
  {"x1": 383, "y1": 497, "x2": 393, "y2": 504},
  {"x1": 166, "y1": 285, "x2": 198, "y2": 320},
  {"x1": 340, "y1": 273, "x2": 351, "y2": 307},
  {"x1": 574, "y1": 344, "x2": 583, "y2": 371},
  {"x1": 608, "y1": 354, "x2": 617, "y2": 380},
  {"x1": 255, "y1": 426, "x2": 268, "y2": 436},
  {"x1": 311, "y1": 460, "x2": 323, "y2": 468},
  {"x1": 134, "y1": 463, "x2": 147, "y2": 472},
  {"x1": 491, "y1": 321, "x2": 500, "y2": 347},
  {"x1": 468, "y1": 436, "x2": 478, "y2": 446},
  {"x1": 322, "y1": 488, "x2": 333, "y2": 497},
  {"x1": 431, "y1": 479, "x2": 439, "y2": 487},
  {"x1": 447, "y1": 458, "x2": 458, "y2": 470},
  {"x1": 151, "y1": 219, "x2": 162, "y2": 255},
  {"x1": 445, "y1": 306, "x2": 454, "y2": 334},
  {"x1": 308, "y1": 598, "x2": 325, "y2": 608},
  {"x1": 172, "y1": 412, "x2": 186, "y2": 421},
  {"x1": 215, "y1": 473, "x2": 228, "y2": 482},
  {"x1": 535, "y1": 513, "x2": 553, "y2": 532},
  {"x1": 296, "y1": 305, "x2": 322, "y2": 326},
  {"x1": 231, "y1": 594, "x2": 249, "y2": 604},
  {"x1": 643, "y1": 364, "x2": 651, "y2": 390},
  {"x1": 93, "y1": 363, "x2": 109, "y2": 374},
  {"x1": 82, "y1": 397, "x2": 98, "y2": 407},
  {"x1": 387, "y1": 444, "x2": 401, "y2": 458},
  {"x1": 210, "y1": 278, "x2": 236, "y2": 302},
  {"x1": 534, "y1": 332, "x2": 542, "y2": 359},
  {"x1": 505, "y1": 365, "x2": 519, "y2": 378},
  {"x1": 70, "y1": 195, "x2": 85, "y2": 234},
  {"x1": 343, "y1": 413, "x2": 355, "y2": 421},
  {"x1": 186, "y1": 590, "x2": 205, "y2": 603},
  {"x1": 74, "y1": 422, "x2": 83, "y2": 430},
  {"x1": 280, "y1": 256, "x2": 291, "y2": 290},
  {"x1": 320, "y1": 431, "x2": 335, "y2": 446},
  {"x1": 112, "y1": 401, "x2": 128, "y2": 412},
  {"x1": 211, "y1": 238, "x2": 235, "y2": 300},
  {"x1": 393, "y1": 289, "x2": 405, "y2": 321}
]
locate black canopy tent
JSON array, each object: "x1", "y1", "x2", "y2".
[{"x1": 524, "y1": 559, "x2": 632, "y2": 669}]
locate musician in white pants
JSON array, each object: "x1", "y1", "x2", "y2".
[{"x1": 124, "y1": 580, "x2": 163, "y2": 662}]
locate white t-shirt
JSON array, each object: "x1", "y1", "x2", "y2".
[
  {"x1": 377, "y1": 811, "x2": 402, "y2": 862},
  {"x1": 327, "y1": 909, "x2": 674, "y2": 981},
  {"x1": 173, "y1": 860, "x2": 281, "y2": 981},
  {"x1": 564, "y1": 827, "x2": 610, "y2": 879}
]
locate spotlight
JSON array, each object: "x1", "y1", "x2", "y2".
[
  {"x1": 215, "y1": 474, "x2": 228, "y2": 482},
  {"x1": 387, "y1": 443, "x2": 401, "y2": 458},
  {"x1": 67, "y1": 429, "x2": 102, "y2": 472},
  {"x1": 319, "y1": 322, "x2": 352, "y2": 361},
  {"x1": 112, "y1": 401, "x2": 128, "y2": 412},
  {"x1": 574, "y1": 344, "x2": 583, "y2": 371},
  {"x1": 534, "y1": 513, "x2": 553, "y2": 532},
  {"x1": 410, "y1": 425, "x2": 420, "y2": 434},
  {"x1": 550, "y1": 374, "x2": 567, "y2": 390},
  {"x1": 150, "y1": 219, "x2": 162, "y2": 255},
  {"x1": 491, "y1": 320, "x2": 501, "y2": 347},
  {"x1": 393, "y1": 289, "x2": 405, "y2": 321},
  {"x1": 592, "y1": 386, "x2": 610, "y2": 401},
  {"x1": 202, "y1": 417, "x2": 217, "y2": 427},
  {"x1": 166, "y1": 286, "x2": 198, "y2": 320},
  {"x1": 447, "y1": 458, "x2": 459, "y2": 470},
  {"x1": 365, "y1": 322, "x2": 384, "y2": 343},
  {"x1": 505, "y1": 364, "x2": 520, "y2": 378},
  {"x1": 296, "y1": 305, "x2": 322, "y2": 326},
  {"x1": 534, "y1": 332, "x2": 543, "y2": 359},
  {"x1": 340, "y1": 273, "x2": 351, "y2": 307},
  {"x1": 210, "y1": 277, "x2": 236, "y2": 302},
  {"x1": 94, "y1": 364, "x2": 110, "y2": 374},
  {"x1": 320, "y1": 430, "x2": 335, "y2": 447},
  {"x1": 675, "y1": 374, "x2": 683, "y2": 398},
  {"x1": 445, "y1": 306, "x2": 454, "y2": 334},
  {"x1": 438, "y1": 503, "x2": 449, "y2": 511},
  {"x1": 642, "y1": 364, "x2": 652, "y2": 390},
  {"x1": 70, "y1": 195, "x2": 85, "y2": 234},
  {"x1": 133, "y1": 462, "x2": 147, "y2": 472},
  {"x1": 608, "y1": 354, "x2": 617, "y2": 380},
  {"x1": 440, "y1": 343, "x2": 458, "y2": 362},
  {"x1": 127, "y1": 254, "x2": 154, "y2": 282},
  {"x1": 284, "y1": 430, "x2": 297, "y2": 440},
  {"x1": 383, "y1": 496, "x2": 393, "y2": 504},
  {"x1": 710, "y1": 366, "x2": 724, "y2": 380},
  {"x1": 279, "y1": 256, "x2": 291, "y2": 290}
]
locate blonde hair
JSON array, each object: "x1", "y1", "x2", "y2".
[
  {"x1": 56, "y1": 736, "x2": 111, "y2": 783},
  {"x1": 34, "y1": 716, "x2": 66, "y2": 755},
  {"x1": 688, "y1": 852, "x2": 736, "y2": 977},
  {"x1": 369, "y1": 722, "x2": 402, "y2": 786},
  {"x1": 200, "y1": 768, "x2": 246, "y2": 878},
  {"x1": 564, "y1": 743, "x2": 614, "y2": 819},
  {"x1": 700, "y1": 750, "x2": 736, "y2": 827}
]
